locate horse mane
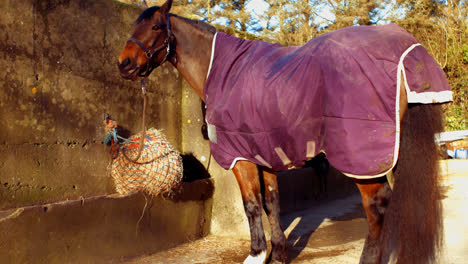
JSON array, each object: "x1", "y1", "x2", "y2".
[
  {"x1": 135, "y1": 6, "x2": 160, "y2": 24},
  {"x1": 135, "y1": 6, "x2": 216, "y2": 35},
  {"x1": 175, "y1": 15, "x2": 216, "y2": 34}
]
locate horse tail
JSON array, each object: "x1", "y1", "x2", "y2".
[{"x1": 381, "y1": 104, "x2": 444, "y2": 263}]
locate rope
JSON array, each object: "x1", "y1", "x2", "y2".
[
  {"x1": 106, "y1": 78, "x2": 183, "y2": 200},
  {"x1": 122, "y1": 78, "x2": 148, "y2": 163},
  {"x1": 116, "y1": 135, "x2": 139, "y2": 144},
  {"x1": 135, "y1": 193, "x2": 149, "y2": 237},
  {"x1": 106, "y1": 78, "x2": 163, "y2": 165},
  {"x1": 207, "y1": 151, "x2": 212, "y2": 172}
]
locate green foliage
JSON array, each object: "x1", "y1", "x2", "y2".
[
  {"x1": 445, "y1": 103, "x2": 468, "y2": 130},
  {"x1": 463, "y1": 43, "x2": 468, "y2": 63}
]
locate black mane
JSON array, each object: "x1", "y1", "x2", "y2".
[
  {"x1": 134, "y1": 6, "x2": 216, "y2": 34},
  {"x1": 135, "y1": 6, "x2": 160, "y2": 24},
  {"x1": 177, "y1": 15, "x2": 216, "y2": 34}
]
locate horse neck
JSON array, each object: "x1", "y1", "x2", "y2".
[{"x1": 169, "y1": 16, "x2": 215, "y2": 100}]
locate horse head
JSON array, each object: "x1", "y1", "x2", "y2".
[{"x1": 118, "y1": 0, "x2": 174, "y2": 80}]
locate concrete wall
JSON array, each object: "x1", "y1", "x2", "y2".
[
  {"x1": 0, "y1": 0, "x2": 183, "y2": 208},
  {"x1": 0, "y1": 180, "x2": 213, "y2": 263},
  {"x1": 0, "y1": 0, "x2": 213, "y2": 262}
]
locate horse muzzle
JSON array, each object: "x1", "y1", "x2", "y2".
[{"x1": 117, "y1": 58, "x2": 141, "y2": 80}]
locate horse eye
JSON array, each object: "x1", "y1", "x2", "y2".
[{"x1": 152, "y1": 25, "x2": 161, "y2": 31}]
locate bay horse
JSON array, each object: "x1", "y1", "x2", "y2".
[{"x1": 118, "y1": 1, "x2": 451, "y2": 263}]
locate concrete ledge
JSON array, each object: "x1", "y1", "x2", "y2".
[{"x1": 0, "y1": 179, "x2": 213, "y2": 264}]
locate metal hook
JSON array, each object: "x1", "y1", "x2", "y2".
[{"x1": 141, "y1": 78, "x2": 147, "y2": 94}]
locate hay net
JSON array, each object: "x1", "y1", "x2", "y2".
[{"x1": 110, "y1": 128, "x2": 183, "y2": 196}]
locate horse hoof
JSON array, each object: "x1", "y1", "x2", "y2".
[{"x1": 243, "y1": 250, "x2": 267, "y2": 264}]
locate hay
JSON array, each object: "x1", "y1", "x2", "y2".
[{"x1": 110, "y1": 128, "x2": 183, "y2": 196}]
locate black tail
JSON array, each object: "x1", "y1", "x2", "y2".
[{"x1": 380, "y1": 104, "x2": 444, "y2": 263}]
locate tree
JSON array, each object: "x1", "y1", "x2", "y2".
[
  {"x1": 209, "y1": 0, "x2": 262, "y2": 33},
  {"x1": 391, "y1": 0, "x2": 468, "y2": 130},
  {"x1": 262, "y1": 0, "x2": 320, "y2": 45},
  {"x1": 323, "y1": 0, "x2": 389, "y2": 30}
]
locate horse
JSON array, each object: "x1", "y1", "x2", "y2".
[{"x1": 117, "y1": 1, "x2": 452, "y2": 263}]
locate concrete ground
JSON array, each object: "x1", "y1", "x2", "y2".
[
  {"x1": 440, "y1": 160, "x2": 468, "y2": 264},
  {"x1": 122, "y1": 160, "x2": 468, "y2": 264}
]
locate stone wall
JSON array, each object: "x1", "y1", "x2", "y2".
[{"x1": 0, "y1": 0, "x2": 183, "y2": 209}]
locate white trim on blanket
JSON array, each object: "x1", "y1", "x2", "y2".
[
  {"x1": 343, "y1": 43, "x2": 452, "y2": 179},
  {"x1": 407, "y1": 90, "x2": 453, "y2": 104},
  {"x1": 344, "y1": 44, "x2": 414, "y2": 179},
  {"x1": 206, "y1": 32, "x2": 218, "y2": 81},
  {"x1": 400, "y1": 44, "x2": 453, "y2": 104},
  {"x1": 229, "y1": 157, "x2": 249, "y2": 170}
]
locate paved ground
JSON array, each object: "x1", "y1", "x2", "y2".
[
  {"x1": 441, "y1": 169, "x2": 468, "y2": 264},
  {"x1": 122, "y1": 160, "x2": 468, "y2": 264}
]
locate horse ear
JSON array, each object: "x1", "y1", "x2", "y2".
[
  {"x1": 160, "y1": 0, "x2": 173, "y2": 14},
  {"x1": 141, "y1": 0, "x2": 149, "y2": 10}
]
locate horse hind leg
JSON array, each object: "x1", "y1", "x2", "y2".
[
  {"x1": 260, "y1": 168, "x2": 287, "y2": 263},
  {"x1": 354, "y1": 177, "x2": 392, "y2": 264},
  {"x1": 232, "y1": 161, "x2": 268, "y2": 264}
]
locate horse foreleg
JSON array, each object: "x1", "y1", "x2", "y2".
[
  {"x1": 354, "y1": 177, "x2": 392, "y2": 264},
  {"x1": 233, "y1": 161, "x2": 268, "y2": 264},
  {"x1": 260, "y1": 168, "x2": 287, "y2": 263}
]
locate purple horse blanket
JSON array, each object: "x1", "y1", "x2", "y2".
[{"x1": 204, "y1": 24, "x2": 452, "y2": 178}]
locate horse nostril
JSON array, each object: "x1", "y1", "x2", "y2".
[
  {"x1": 121, "y1": 58, "x2": 130, "y2": 67},
  {"x1": 118, "y1": 58, "x2": 134, "y2": 72}
]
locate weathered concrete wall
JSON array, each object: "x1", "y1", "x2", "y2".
[
  {"x1": 0, "y1": 1, "x2": 216, "y2": 262},
  {"x1": 0, "y1": 0, "x2": 183, "y2": 208},
  {"x1": 0, "y1": 179, "x2": 213, "y2": 264}
]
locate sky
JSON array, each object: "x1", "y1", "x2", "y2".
[
  {"x1": 245, "y1": 0, "x2": 337, "y2": 30},
  {"x1": 243, "y1": 0, "x2": 398, "y2": 32}
]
